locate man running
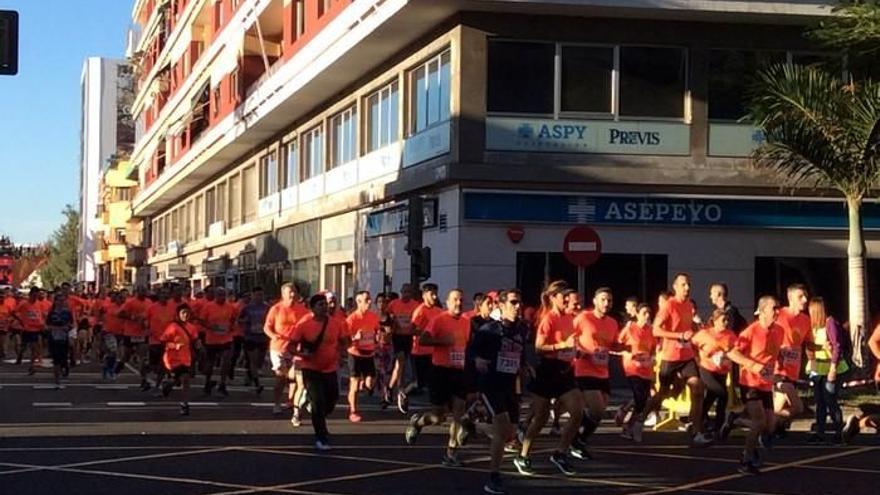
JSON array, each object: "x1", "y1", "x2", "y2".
[
  {"x1": 201, "y1": 287, "x2": 239, "y2": 397},
  {"x1": 146, "y1": 289, "x2": 176, "y2": 394},
  {"x1": 411, "y1": 283, "x2": 443, "y2": 397},
  {"x1": 645, "y1": 273, "x2": 710, "y2": 446},
  {"x1": 472, "y1": 289, "x2": 530, "y2": 495},
  {"x1": 388, "y1": 284, "x2": 421, "y2": 414},
  {"x1": 46, "y1": 293, "x2": 74, "y2": 389},
  {"x1": 727, "y1": 295, "x2": 784, "y2": 474},
  {"x1": 773, "y1": 284, "x2": 813, "y2": 438},
  {"x1": 117, "y1": 288, "x2": 150, "y2": 389},
  {"x1": 345, "y1": 291, "x2": 380, "y2": 422},
  {"x1": 13, "y1": 289, "x2": 45, "y2": 375},
  {"x1": 405, "y1": 288, "x2": 471, "y2": 467},
  {"x1": 264, "y1": 283, "x2": 309, "y2": 416},
  {"x1": 239, "y1": 286, "x2": 270, "y2": 395}
]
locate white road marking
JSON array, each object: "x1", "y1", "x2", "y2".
[
  {"x1": 106, "y1": 401, "x2": 147, "y2": 407},
  {"x1": 32, "y1": 402, "x2": 72, "y2": 407}
]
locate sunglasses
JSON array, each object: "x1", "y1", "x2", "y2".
[{"x1": 507, "y1": 300, "x2": 522, "y2": 306}]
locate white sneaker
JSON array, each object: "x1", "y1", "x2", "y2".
[
  {"x1": 315, "y1": 440, "x2": 332, "y2": 451},
  {"x1": 644, "y1": 412, "x2": 658, "y2": 427},
  {"x1": 692, "y1": 432, "x2": 712, "y2": 447}
]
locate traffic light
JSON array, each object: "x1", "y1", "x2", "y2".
[
  {"x1": 411, "y1": 246, "x2": 431, "y2": 282},
  {"x1": 0, "y1": 10, "x2": 18, "y2": 76}
]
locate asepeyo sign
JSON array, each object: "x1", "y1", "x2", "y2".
[{"x1": 486, "y1": 117, "x2": 690, "y2": 155}]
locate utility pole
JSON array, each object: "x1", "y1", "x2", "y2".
[{"x1": 407, "y1": 196, "x2": 430, "y2": 288}]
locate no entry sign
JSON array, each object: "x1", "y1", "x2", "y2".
[{"x1": 563, "y1": 226, "x2": 602, "y2": 267}]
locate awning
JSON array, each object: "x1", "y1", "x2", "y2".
[{"x1": 210, "y1": 38, "x2": 242, "y2": 87}]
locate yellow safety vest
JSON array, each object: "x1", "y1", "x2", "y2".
[{"x1": 809, "y1": 325, "x2": 849, "y2": 375}]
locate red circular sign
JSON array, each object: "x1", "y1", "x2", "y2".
[{"x1": 563, "y1": 226, "x2": 602, "y2": 267}]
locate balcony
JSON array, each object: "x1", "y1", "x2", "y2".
[{"x1": 126, "y1": 246, "x2": 148, "y2": 268}]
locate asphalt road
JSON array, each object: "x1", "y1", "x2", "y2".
[{"x1": 1, "y1": 359, "x2": 878, "y2": 495}]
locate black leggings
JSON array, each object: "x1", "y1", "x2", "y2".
[
  {"x1": 627, "y1": 376, "x2": 653, "y2": 416},
  {"x1": 813, "y1": 374, "x2": 843, "y2": 435},
  {"x1": 699, "y1": 368, "x2": 728, "y2": 430},
  {"x1": 302, "y1": 369, "x2": 339, "y2": 443}
]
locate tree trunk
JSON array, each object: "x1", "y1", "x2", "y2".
[{"x1": 847, "y1": 196, "x2": 867, "y2": 368}]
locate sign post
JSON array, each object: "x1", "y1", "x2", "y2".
[{"x1": 562, "y1": 226, "x2": 602, "y2": 297}]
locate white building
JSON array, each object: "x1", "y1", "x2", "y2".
[{"x1": 78, "y1": 57, "x2": 128, "y2": 284}]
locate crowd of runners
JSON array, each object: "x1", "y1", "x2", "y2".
[{"x1": 2, "y1": 274, "x2": 880, "y2": 494}]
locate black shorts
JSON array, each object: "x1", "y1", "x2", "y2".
[
  {"x1": 244, "y1": 338, "x2": 269, "y2": 353},
  {"x1": 479, "y1": 378, "x2": 519, "y2": 420},
  {"x1": 206, "y1": 343, "x2": 232, "y2": 362},
  {"x1": 430, "y1": 366, "x2": 466, "y2": 405},
  {"x1": 577, "y1": 376, "x2": 611, "y2": 395},
  {"x1": 658, "y1": 359, "x2": 699, "y2": 389},
  {"x1": 21, "y1": 332, "x2": 40, "y2": 344},
  {"x1": 169, "y1": 365, "x2": 191, "y2": 379},
  {"x1": 740, "y1": 386, "x2": 773, "y2": 410},
  {"x1": 148, "y1": 344, "x2": 164, "y2": 367},
  {"x1": 392, "y1": 334, "x2": 413, "y2": 356},
  {"x1": 49, "y1": 339, "x2": 69, "y2": 366},
  {"x1": 528, "y1": 358, "x2": 578, "y2": 400},
  {"x1": 348, "y1": 354, "x2": 376, "y2": 379}
]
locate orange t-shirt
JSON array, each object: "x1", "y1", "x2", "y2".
[
  {"x1": 736, "y1": 320, "x2": 784, "y2": 391},
  {"x1": 202, "y1": 301, "x2": 239, "y2": 345},
  {"x1": 103, "y1": 303, "x2": 125, "y2": 334},
  {"x1": 15, "y1": 300, "x2": 45, "y2": 332},
  {"x1": 146, "y1": 301, "x2": 177, "y2": 345},
  {"x1": 655, "y1": 297, "x2": 696, "y2": 362},
  {"x1": 290, "y1": 314, "x2": 346, "y2": 373},
  {"x1": 346, "y1": 310, "x2": 380, "y2": 356},
  {"x1": 573, "y1": 312, "x2": 619, "y2": 379},
  {"x1": 618, "y1": 321, "x2": 655, "y2": 379},
  {"x1": 775, "y1": 307, "x2": 813, "y2": 380},
  {"x1": 425, "y1": 312, "x2": 470, "y2": 369},
  {"x1": 67, "y1": 295, "x2": 86, "y2": 322},
  {"x1": 0, "y1": 299, "x2": 12, "y2": 331},
  {"x1": 37, "y1": 298, "x2": 52, "y2": 319},
  {"x1": 121, "y1": 297, "x2": 149, "y2": 337},
  {"x1": 160, "y1": 321, "x2": 198, "y2": 369},
  {"x1": 536, "y1": 310, "x2": 577, "y2": 363},
  {"x1": 411, "y1": 303, "x2": 443, "y2": 356},
  {"x1": 265, "y1": 301, "x2": 309, "y2": 352},
  {"x1": 388, "y1": 299, "x2": 420, "y2": 335},
  {"x1": 693, "y1": 327, "x2": 737, "y2": 374}
]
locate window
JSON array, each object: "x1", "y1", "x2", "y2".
[
  {"x1": 317, "y1": 0, "x2": 331, "y2": 17},
  {"x1": 409, "y1": 50, "x2": 451, "y2": 134},
  {"x1": 303, "y1": 125, "x2": 324, "y2": 179},
  {"x1": 212, "y1": 86, "x2": 221, "y2": 117},
  {"x1": 294, "y1": 0, "x2": 305, "y2": 39},
  {"x1": 229, "y1": 173, "x2": 241, "y2": 227},
  {"x1": 561, "y1": 45, "x2": 614, "y2": 114},
  {"x1": 366, "y1": 82, "x2": 399, "y2": 152},
  {"x1": 487, "y1": 41, "x2": 554, "y2": 114},
  {"x1": 215, "y1": 181, "x2": 227, "y2": 224},
  {"x1": 205, "y1": 188, "x2": 216, "y2": 227},
  {"x1": 184, "y1": 200, "x2": 193, "y2": 242},
  {"x1": 260, "y1": 152, "x2": 279, "y2": 197},
  {"x1": 243, "y1": 165, "x2": 257, "y2": 222},
  {"x1": 619, "y1": 46, "x2": 686, "y2": 118},
  {"x1": 330, "y1": 106, "x2": 356, "y2": 168},
  {"x1": 195, "y1": 194, "x2": 204, "y2": 238},
  {"x1": 115, "y1": 228, "x2": 127, "y2": 245},
  {"x1": 284, "y1": 140, "x2": 298, "y2": 188},
  {"x1": 171, "y1": 209, "x2": 179, "y2": 242},
  {"x1": 708, "y1": 50, "x2": 786, "y2": 121}
]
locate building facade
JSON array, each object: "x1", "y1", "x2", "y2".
[
  {"x1": 127, "y1": 0, "x2": 878, "y2": 317},
  {"x1": 78, "y1": 58, "x2": 132, "y2": 285},
  {"x1": 95, "y1": 160, "x2": 140, "y2": 288}
]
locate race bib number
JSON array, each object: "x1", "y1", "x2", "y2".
[
  {"x1": 780, "y1": 347, "x2": 801, "y2": 366},
  {"x1": 711, "y1": 351, "x2": 725, "y2": 368},
  {"x1": 213, "y1": 324, "x2": 229, "y2": 334},
  {"x1": 449, "y1": 349, "x2": 466, "y2": 368},
  {"x1": 634, "y1": 353, "x2": 654, "y2": 368},
  {"x1": 496, "y1": 351, "x2": 521, "y2": 374},
  {"x1": 556, "y1": 348, "x2": 576, "y2": 361},
  {"x1": 591, "y1": 348, "x2": 609, "y2": 366},
  {"x1": 759, "y1": 363, "x2": 774, "y2": 381},
  {"x1": 130, "y1": 336, "x2": 146, "y2": 344}
]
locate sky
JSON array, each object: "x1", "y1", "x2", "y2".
[{"x1": 0, "y1": 0, "x2": 133, "y2": 244}]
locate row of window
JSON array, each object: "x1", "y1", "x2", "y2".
[{"x1": 488, "y1": 40, "x2": 837, "y2": 121}]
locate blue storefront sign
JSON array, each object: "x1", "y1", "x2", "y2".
[{"x1": 463, "y1": 192, "x2": 880, "y2": 230}]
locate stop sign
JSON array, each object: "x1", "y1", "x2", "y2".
[{"x1": 563, "y1": 226, "x2": 602, "y2": 267}]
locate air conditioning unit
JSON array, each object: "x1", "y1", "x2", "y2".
[{"x1": 208, "y1": 221, "x2": 226, "y2": 238}]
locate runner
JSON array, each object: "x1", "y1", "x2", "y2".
[
  {"x1": 159, "y1": 304, "x2": 200, "y2": 415},
  {"x1": 345, "y1": 291, "x2": 380, "y2": 422},
  {"x1": 288, "y1": 293, "x2": 349, "y2": 450},
  {"x1": 645, "y1": 273, "x2": 710, "y2": 446},
  {"x1": 405, "y1": 288, "x2": 471, "y2": 467},
  {"x1": 548, "y1": 288, "x2": 583, "y2": 437},
  {"x1": 727, "y1": 295, "x2": 784, "y2": 474},
  {"x1": 0, "y1": 290, "x2": 12, "y2": 360},
  {"x1": 411, "y1": 283, "x2": 443, "y2": 397},
  {"x1": 805, "y1": 297, "x2": 848, "y2": 444},
  {"x1": 387, "y1": 284, "x2": 421, "y2": 414},
  {"x1": 264, "y1": 282, "x2": 309, "y2": 416},
  {"x1": 101, "y1": 291, "x2": 125, "y2": 380},
  {"x1": 693, "y1": 309, "x2": 738, "y2": 440},
  {"x1": 229, "y1": 291, "x2": 249, "y2": 384},
  {"x1": 201, "y1": 287, "x2": 239, "y2": 397},
  {"x1": 773, "y1": 284, "x2": 813, "y2": 438},
  {"x1": 117, "y1": 288, "x2": 150, "y2": 389},
  {"x1": 571, "y1": 287, "x2": 620, "y2": 458},
  {"x1": 45, "y1": 292, "x2": 74, "y2": 389},
  {"x1": 146, "y1": 289, "x2": 176, "y2": 394},
  {"x1": 239, "y1": 286, "x2": 270, "y2": 395},
  {"x1": 472, "y1": 289, "x2": 530, "y2": 495},
  {"x1": 12, "y1": 289, "x2": 44, "y2": 375},
  {"x1": 617, "y1": 303, "x2": 655, "y2": 442},
  {"x1": 707, "y1": 283, "x2": 747, "y2": 333},
  {"x1": 374, "y1": 292, "x2": 396, "y2": 409},
  {"x1": 621, "y1": 296, "x2": 639, "y2": 325},
  {"x1": 515, "y1": 280, "x2": 583, "y2": 477}
]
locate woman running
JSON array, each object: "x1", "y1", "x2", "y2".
[
  {"x1": 693, "y1": 309, "x2": 737, "y2": 440},
  {"x1": 618, "y1": 303, "x2": 656, "y2": 442},
  {"x1": 806, "y1": 297, "x2": 848, "y2": 444},
  {"x1": 159, "y1": 304, "x2": 199, "y2": 415}
]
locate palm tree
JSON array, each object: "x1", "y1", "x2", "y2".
[{"x1": 746, "y1": 63, "x2": 880, "y2": 367}]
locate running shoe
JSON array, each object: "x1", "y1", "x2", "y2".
[
  {"x1": 291, "y1": 409, "x2": 302, "y2": 427},
  {"x1": 842, "y1": 415, "x2": 860, "y2": 445},
  {"x1": 161, "y1": 380, "x2": 174, "y2": 398},
  {"x1": 512, "y1": 456, "x2": 535, "y2": 477},
  {"x1": 569, "y1": 439, "x2": 593, "y2": 460},
  {"x1": 719, "y1": 411, "x2": 737, "y2": 441},
  {"x1": 738, "y1": 460, "x2": 760, "y2": 475},
  {"x1": 315, "y1": 440, "x2": 332, "y2": 451},
  {"x1": 397, "y1": 391, "x2": 409, "y2": 415},
  {"x1": 550, "y1": 452, "x2": 577, "y2": 476},
  {"x1": 483, "y1": 473, "x2": 505, "y2": 495},
  {"x1": 179, "y1": 402, "x2": 190, "y2": 416},
  {"x1": 441, "y1": 451, "x2": 463, "y2": 467},
  {"x1": 692, "y1": 432, "x2": 713, "y2": 447},
  {"x1": 614, "y1": 406, "x2": 627, "y2": 427},
  {"x1": 503, "y1": 441, "x2": 520, "y2": 454},
  {"x1": 349, "y1": 412, "x2": 363, "y2": 423},
  {"x1": 405, "y1": 413, "x2": 422, "y2": 444},
  {"x1": 644, "y1": 412, "x2": 658, "y2": 427}
]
